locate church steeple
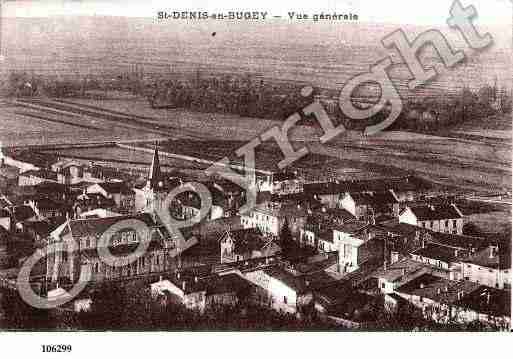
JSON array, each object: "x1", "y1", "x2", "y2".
[{"x1": 148, "y1": 142, "x2": 162, "y2": 189}]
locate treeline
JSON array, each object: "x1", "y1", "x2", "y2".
[
  {"x1": 4, "y1": 69, "x2": 512, "y2": 134},
  {"x1": 2, "y1": 71, "x2": 142, "y2": 98},
  {"x1": 148, "y1": 73, "x2": 314, "y2": 120},
  {"x1": 390, "y1": 85, "x2": 513, "y2": 132}
]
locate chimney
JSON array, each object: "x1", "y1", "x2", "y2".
[
  {"x1": 159, "y1": 275, "x2": 163, "y2": 282},
  {"x1": 182, "y1": 281, "x2": 186, "y2": 291},
  {"x1": 194, "y1": 276, "x2": 198, "y2": 283},
  {"x1": 486, "y1": 292, "x2": 491, "y2": 305}
]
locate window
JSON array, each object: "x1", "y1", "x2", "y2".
[{"x1": 381, "y1": 283, "x2": 386, "y2": 289}]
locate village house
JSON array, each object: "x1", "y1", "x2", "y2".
[
  {"x1": 26, "y1": 196, "x2": 69, "y2": 219},
  {"x1": 333, "y1": 221, "x2": 381, "y2": 273},
  {"x1": 460, "y1": 244, "x2": 511, "y2": 289},
  {"x1": 86, "y1": 181, "x2": 135, "y2": 214},
  {"x1": 373, "y1": 256, "x2": 431, "y2": 294},
  {"x1": 45, "y1": 213, "x2": 176, "y2": 285},
  {"x1": 399, "y1": 204, "x2": 464, "y2": 234},
  {"x1": 268, "y1": 171, "x2": 303, "y2": 195},
  {"x1": 394, "y1": 273, "x2": 480, "y2": 324},
  {"x1": 240, "y1": 201, "x2": 309, "y2": 238},
  {"x1": 452, "y1": 286, "x2": 511, "y2": 329},
  {"x1": 339, "y1": 190, "x2": 399, "y2": 221},
  {"x1": 313, "y1": 281, "x2": 380, "y2": 328},
  {"x1": 243, "y1": 265, "x2": 313, "y2": 315},
  {"x1": 50, "y1": 160, "x2": 102, "y2": 185},
  {"x1": 410, "y1": 241, "x2": 469, "y2": 280},
  {"x1": 219, "y1": 228, "x2": 281, "y2": 263},
  {"x1": 303, "y1": 176, "x2": 432, "y2": 207},
  {"x1": 0, "y1": 147, "x2": 40, "y2": 173},
  {"x1": 151, "y1": 271, "x2": 253, "y2": 312},
  {"x1": 18, "y1": 169, "x2": 59, "y2": 186},
  {"x1": 72, "y1": 192, "x2": 117, "y2": 218},
  {"x1": 10, "y1": 204, "x2": 40, "y2": 232},
  {"x1": 299, "y1": 207, "x2": 355, "y2": 252}
]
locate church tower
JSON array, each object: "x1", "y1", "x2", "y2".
[{"x1": 142, "y1": 143, "x2": 166, "y2": 214}]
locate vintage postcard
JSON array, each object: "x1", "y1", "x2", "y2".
[{"x1": 0, "y1": 0, "x2": 511, "y2": 350}]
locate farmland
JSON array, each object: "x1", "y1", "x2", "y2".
[{"x1": 0, "y1": 94, "x2": 510, "y2": 194}]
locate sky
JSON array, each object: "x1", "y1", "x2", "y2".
[{"x1": 3, "y1": 0, "x2": 512, "y2": 26}]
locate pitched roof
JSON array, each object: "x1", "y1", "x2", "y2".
[
  {"x1": 20, "y1": 169, "x2": 58, "y2": 181},
  {"x1": 304, "y1": 176, "x2": 430, "y2": 196},
  {"x1": 461, "y1": 244, "x2": 511, "y2": 270},
  {"x1": 166, "y1": 271, "x2": 252, "y2": 295},
  {"x1": 54, "y1": 213, "x2": 160, "y2": 240},
  {"x1": 412, "y1": 243, "x2": 468, "y2": 263},
  {"x1": 407, "y1": 204, "x2": 463, "y2": 221},
  {"x1": 350, "y1": 190, "x2": 398, "y2": 206},
  {"x1": 95, "y1": 181, "x2": 133, "y2": 195},
  {"x1": 221, "y1": 228, "x2": 268, "y2": 255},
  {"x1": 453, "y1": 286, "x2": 510, "y2": 318},
  {"x1": 263, "y1": 266, "x2": 309, "y2": 293},
  {"x1": 333, "y1": 220, "x2": 368, "y2": 235},
  {"x1": 372, "y1": 257, "x2": 427, "y2": 282},
  {"x1": 395, "y1": 273, "x2": 480, "y2": 304}
]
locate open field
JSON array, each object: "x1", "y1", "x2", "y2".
[{"x1": 2, "y1": 96, "x2": 511, "y2": 193}]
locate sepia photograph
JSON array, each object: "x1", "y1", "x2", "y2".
[{"x1": 0, "y1": 0, "x2": 511, "y2": 345}]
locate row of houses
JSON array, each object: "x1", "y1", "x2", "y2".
[{"x1": 0, "y1": 144, "x2": 509, "y2": 329}]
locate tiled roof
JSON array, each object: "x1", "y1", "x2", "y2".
[
  {"x1": 272, "y1": 171, "x2": 297, "y2": 182},
  {"x1": 166, "y1": 271, "x2": 252, "y2": 295},
  {"x1": 263, "y1": 266, "x2": 309, "y2": 293},
  {"x1": 20, "y1": 169, "x2": 58, "y2": 181},
  {"x1": 372, "y1": 257, "x2": 427, "y2": 282},
  {"x1": 412, "y1": 243, "x2": 468, "y2": 263},
  {"x1": 408, "y1": 204, "x2": 462, "y2": 221},
  {"x1": 454, "y1": 286, "x2": 511, "y2": 318},
  {"x1": 333, "y1": 220, "x2": 368, "y2": 235},
  {"x1": 304, "y1": 176, "x2": 430, "y2": 196},
  {"x1": 461, "y1": 244, "x2": 511, "y2": 270},
  {"x1": 95, "y1": 181, "x2": 133, "y2": 195},
  {"x1": 57, "y1": 213, "x2": 160, "y2": 240},
  {"x1": 350, "y1": 190, "x2": 398, "y2": 206},
  {"x1": 396, "y1": 273, "x2": 480, "y2": 304},
  {"x1": 221, "y1": 228, "x2": 268, "y2": 255}
]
